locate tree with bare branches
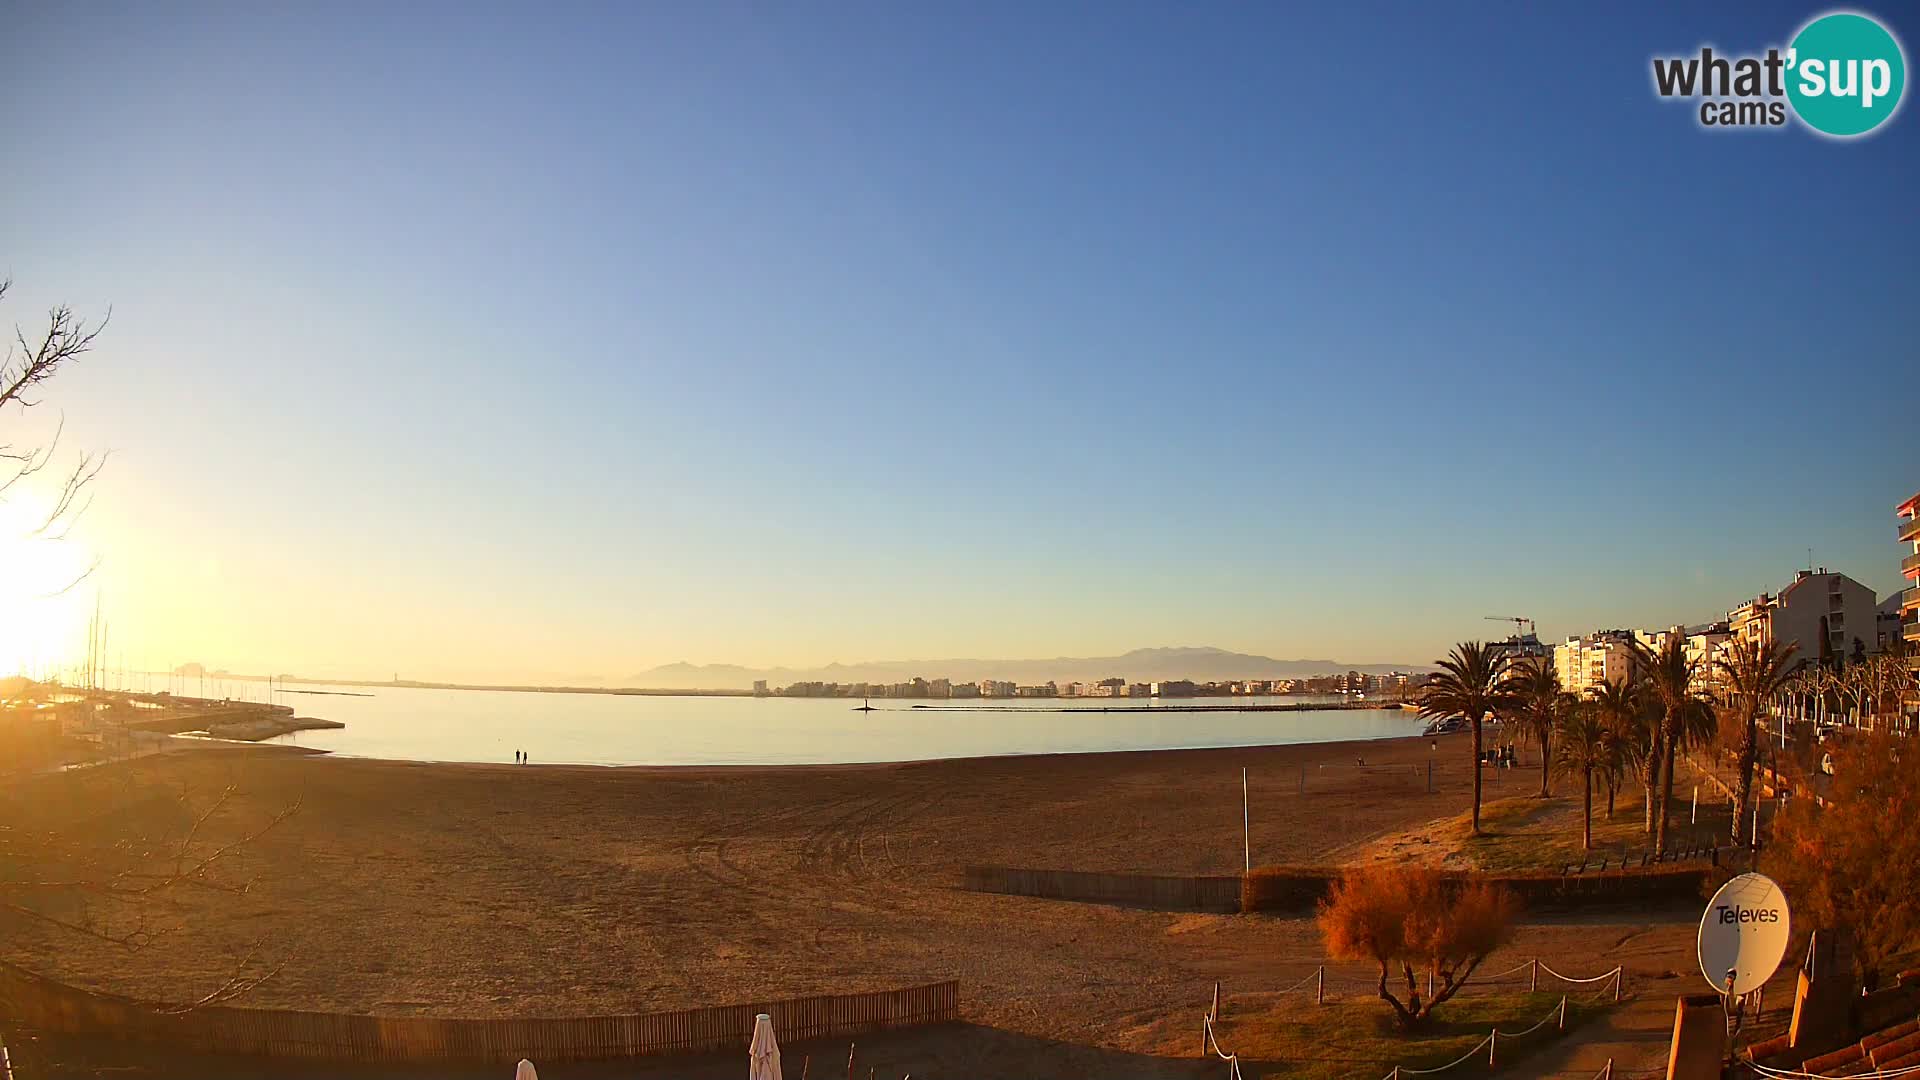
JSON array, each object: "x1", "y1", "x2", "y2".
[
  {"x1": 1, "y1": 279, "x2": 111, "y2": 597},
  {"x1": 1, "y1": 280, "x2": 297, "y2": 1011}
]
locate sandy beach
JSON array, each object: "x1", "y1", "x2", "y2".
[{"x1": 1, "y1": 734, "x2": 1707, "y2": 1076}]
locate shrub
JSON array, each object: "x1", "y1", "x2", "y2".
[
  {"x1": 1317, "y1": 865, "x2": 1520, "y2": 1030},
  {"x1": 1765, "y1": 731, "x2": 1920, "y2": 990}
]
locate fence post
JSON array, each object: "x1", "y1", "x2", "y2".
[
  {"x1": 1558, "y1": 995, "x2": 1567, "y2": 1031},
  {"x1": 2, "y1": 1036, "x2": 13, "y2": 1080},
  {"x1": 1488, "y1": 1032, "x2": 1497, "y2": 1067},
  {"x1": 1316, "y1": 966, "x2": 1325, "y2": 1005},
  {"x1": 848, "y1": 1042, "x2": 856, "y2": 1080},
  {"x1": 1530, "y1": 958, "x2": 1538, "y2": 993},
  {"x1": 1613, "y1": 968, "x2": 1622, "y2": 1002},
  {"x1": 1427, "y1": 970, "x2": 1434, "y2": 1001}
]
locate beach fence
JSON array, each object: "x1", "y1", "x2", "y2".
[
  {"x1": 962, "y1": 866, "x2": 1243, "y2": 913},
  {"x1": 963, "y1": 863, "x2": 1716, "y2": 915},
  {"x1": 0, "y1": 961, "x2": 957, "y2": 1064},
  {"x1": 1240, "y1": 864, "x2": 1717, "y2": 914}
]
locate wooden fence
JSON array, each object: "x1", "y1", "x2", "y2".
[
  {"x1": 0, "y1": 962, "x2": 957, "y2": 1063},
  {"x1": 963, "y1": 862, "x2": 1715, "y2": 915},
  {"x1": 962, "y1": 866, "x2": 1243, "y2": 912}
]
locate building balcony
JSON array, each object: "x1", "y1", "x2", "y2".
[
  {"x1": 1906, "y1": 550, "x2": 1920, "y2": 577},
  {"x1": 1906, "y1": 585, "x2": 1920, "y2": 612},
  {"x1": 1902, "y1": 514, "x2": 1920, "y2": 544}
]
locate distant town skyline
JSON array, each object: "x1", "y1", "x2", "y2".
[{"x1": 2, "y1": 4, "x2": 1915, "y2": 684}]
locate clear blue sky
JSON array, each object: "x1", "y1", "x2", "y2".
[{"x1": 2, "y1": 2, "x2": 1915, "y2": 681}]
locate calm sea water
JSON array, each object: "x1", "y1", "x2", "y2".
[{"x1": 259, "y1": 686, "x2": 1425, "y2": 765}]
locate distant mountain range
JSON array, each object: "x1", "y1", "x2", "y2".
[{"x1": 626, "y1": 646, "x2": 1432, "y2": 690}]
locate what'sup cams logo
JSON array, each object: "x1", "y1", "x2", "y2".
[{"x1": 1652, "y1": 10, "x2": 1907, "y2": 137}]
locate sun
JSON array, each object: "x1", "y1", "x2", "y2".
[{"x1": 0, "y1": 490, "x2": 96, "y2": 676}]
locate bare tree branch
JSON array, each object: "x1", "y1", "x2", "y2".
[
  {"x1": 0, "y1": 281, "x2": 112, "y2": 594},
  {"x1": 0, "y1": 279, "x2": 111, "y2": 414}
]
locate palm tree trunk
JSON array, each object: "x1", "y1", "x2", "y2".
[
  {"x1": 1539, "y1": 731, "x2": 1551, "y2": 797},
  {"x1": 1470, "y1": 713, "x2": 1484, "y2": 835},
  {"x1": 1733, "y1": 712, "x2": 1758, "y2": 849},
  {"x1": 1655, "y1": 725, "x2": 1677, "y2": 856},
  {"x1": 1605, "y1": 773, "x2": 1616, "y2": 820},
  {"x1": 1643, "y1": 762, "x2": 1654, "y2": 833},
  {"x1": 1583, "y1": 768, "x2": 1593, "y2": 851}
]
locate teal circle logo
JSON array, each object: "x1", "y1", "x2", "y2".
[{"x1": 1786, "y1": 12, "x2": 1907, "y2": 137}]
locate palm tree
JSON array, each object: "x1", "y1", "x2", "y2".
[
  {"x1": 1418, "y1": 642, "x2": 1512, "y2": 836},
  {"x1": 1555, "y1": 701, "x2": 1608, "y2": 851},
  {"x1": 1589, "y1": 676, "x2": 1646, "y2": 822},
  {"x1": 1502, "y1": 657, "x2": 1567, "y2": 798},
  {"x1": 1713, "y1": 638, "x2": 1799, "y2": 849},
  {"x1": 1631, "y1": 634, "x2": 1716, "y2": 856}
]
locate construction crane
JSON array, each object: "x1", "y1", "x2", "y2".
[{"x1": 1484, "y1": 616, "x2": 1536, "y2": 638}]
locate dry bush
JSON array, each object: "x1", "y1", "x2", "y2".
[
  {"x1": 1318, "y1": 864, "x2": 1519, "y2": 1030},
  {"x1": 1764, "y1": 731, "x2": 1920, "y2": 989}
]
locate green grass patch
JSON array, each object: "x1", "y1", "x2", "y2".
[
  {"x1": 1462, "y1": 790, "x2": 1732, "y2": 874},
  {"x1": 1210, "y1": 989, "x2": 1610, "y2": 1080}
]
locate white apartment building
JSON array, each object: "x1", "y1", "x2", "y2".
[
  {"x1": 1628, "y1": 623, "x2": 1731, "y2": 692},
  {"x1": 1729, "y1": 568, "x2": 1880, "y2": 666},
  {"x1": 1553, "y1": 631, "x2": 1638, "y2": 694}
]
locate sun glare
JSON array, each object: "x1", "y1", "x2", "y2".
[{"x1": 0, "y1": 491, "x2": 94, "y2": 675}]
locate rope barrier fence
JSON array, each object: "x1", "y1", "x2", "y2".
[
  {"x1": 1198, "y1": 959, "x2": 1625, "y2": 1079},
  {"x1": 1377, "y1": 995, "x2": 1569, "y2": 1079},
  {"x1": 1750, "y1": 1063, "x2": 1920, "y2": 1080},
  {"x1": 1231, "y1": 959, "x2": 1623, "y2": 1007},
  {"x1": 1201, "y1": 983, "x2": 1247, "y2": 1080}
]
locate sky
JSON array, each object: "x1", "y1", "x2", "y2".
[{"x1": 1, "y1": 2, "x2": 1916, "y2": 683}]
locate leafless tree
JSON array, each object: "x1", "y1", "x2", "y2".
[
  {"x1": 2, "y1": 281, "x2": 298, "y2": 1009},
  {"x1": 1, "y1": 279, "x2": 111, "y2": 595}
]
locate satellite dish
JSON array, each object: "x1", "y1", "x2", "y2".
[{"x1": 1697, "y1": 872, "x2": 1791, "y2": 996}]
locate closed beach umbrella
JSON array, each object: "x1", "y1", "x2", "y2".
[
  {"x1": 749, "y1": 1012, "x2": 782, "y2": 1080},
  {"x1": 515, "y1": 1060, "x2": 538, "y2": 1080}
]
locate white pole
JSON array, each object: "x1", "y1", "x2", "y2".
[
  {"x1": 1691, "y1": 785, "x2": 1698, "y2": 824},
  {"x1": 1242, "y1": 767, "x2": 1251, "y2": 874}
]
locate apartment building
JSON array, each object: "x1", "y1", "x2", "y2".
[
  {"x1": 1728, "y1": 568, "x2": 1879, "y2": 666},
  {"x1": 1553, "y1": 631, "x2": 1638, "y2": 694},
  {"x1": 1626, "y1": 623, "x2": 1731, "y2": 693},
  {"x1": 1684, "y1": 622, "x2": 1734, "y2": 693},
  {"x1": 1899, "y1": 491, "x2": 1920, "y2": 722}
]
